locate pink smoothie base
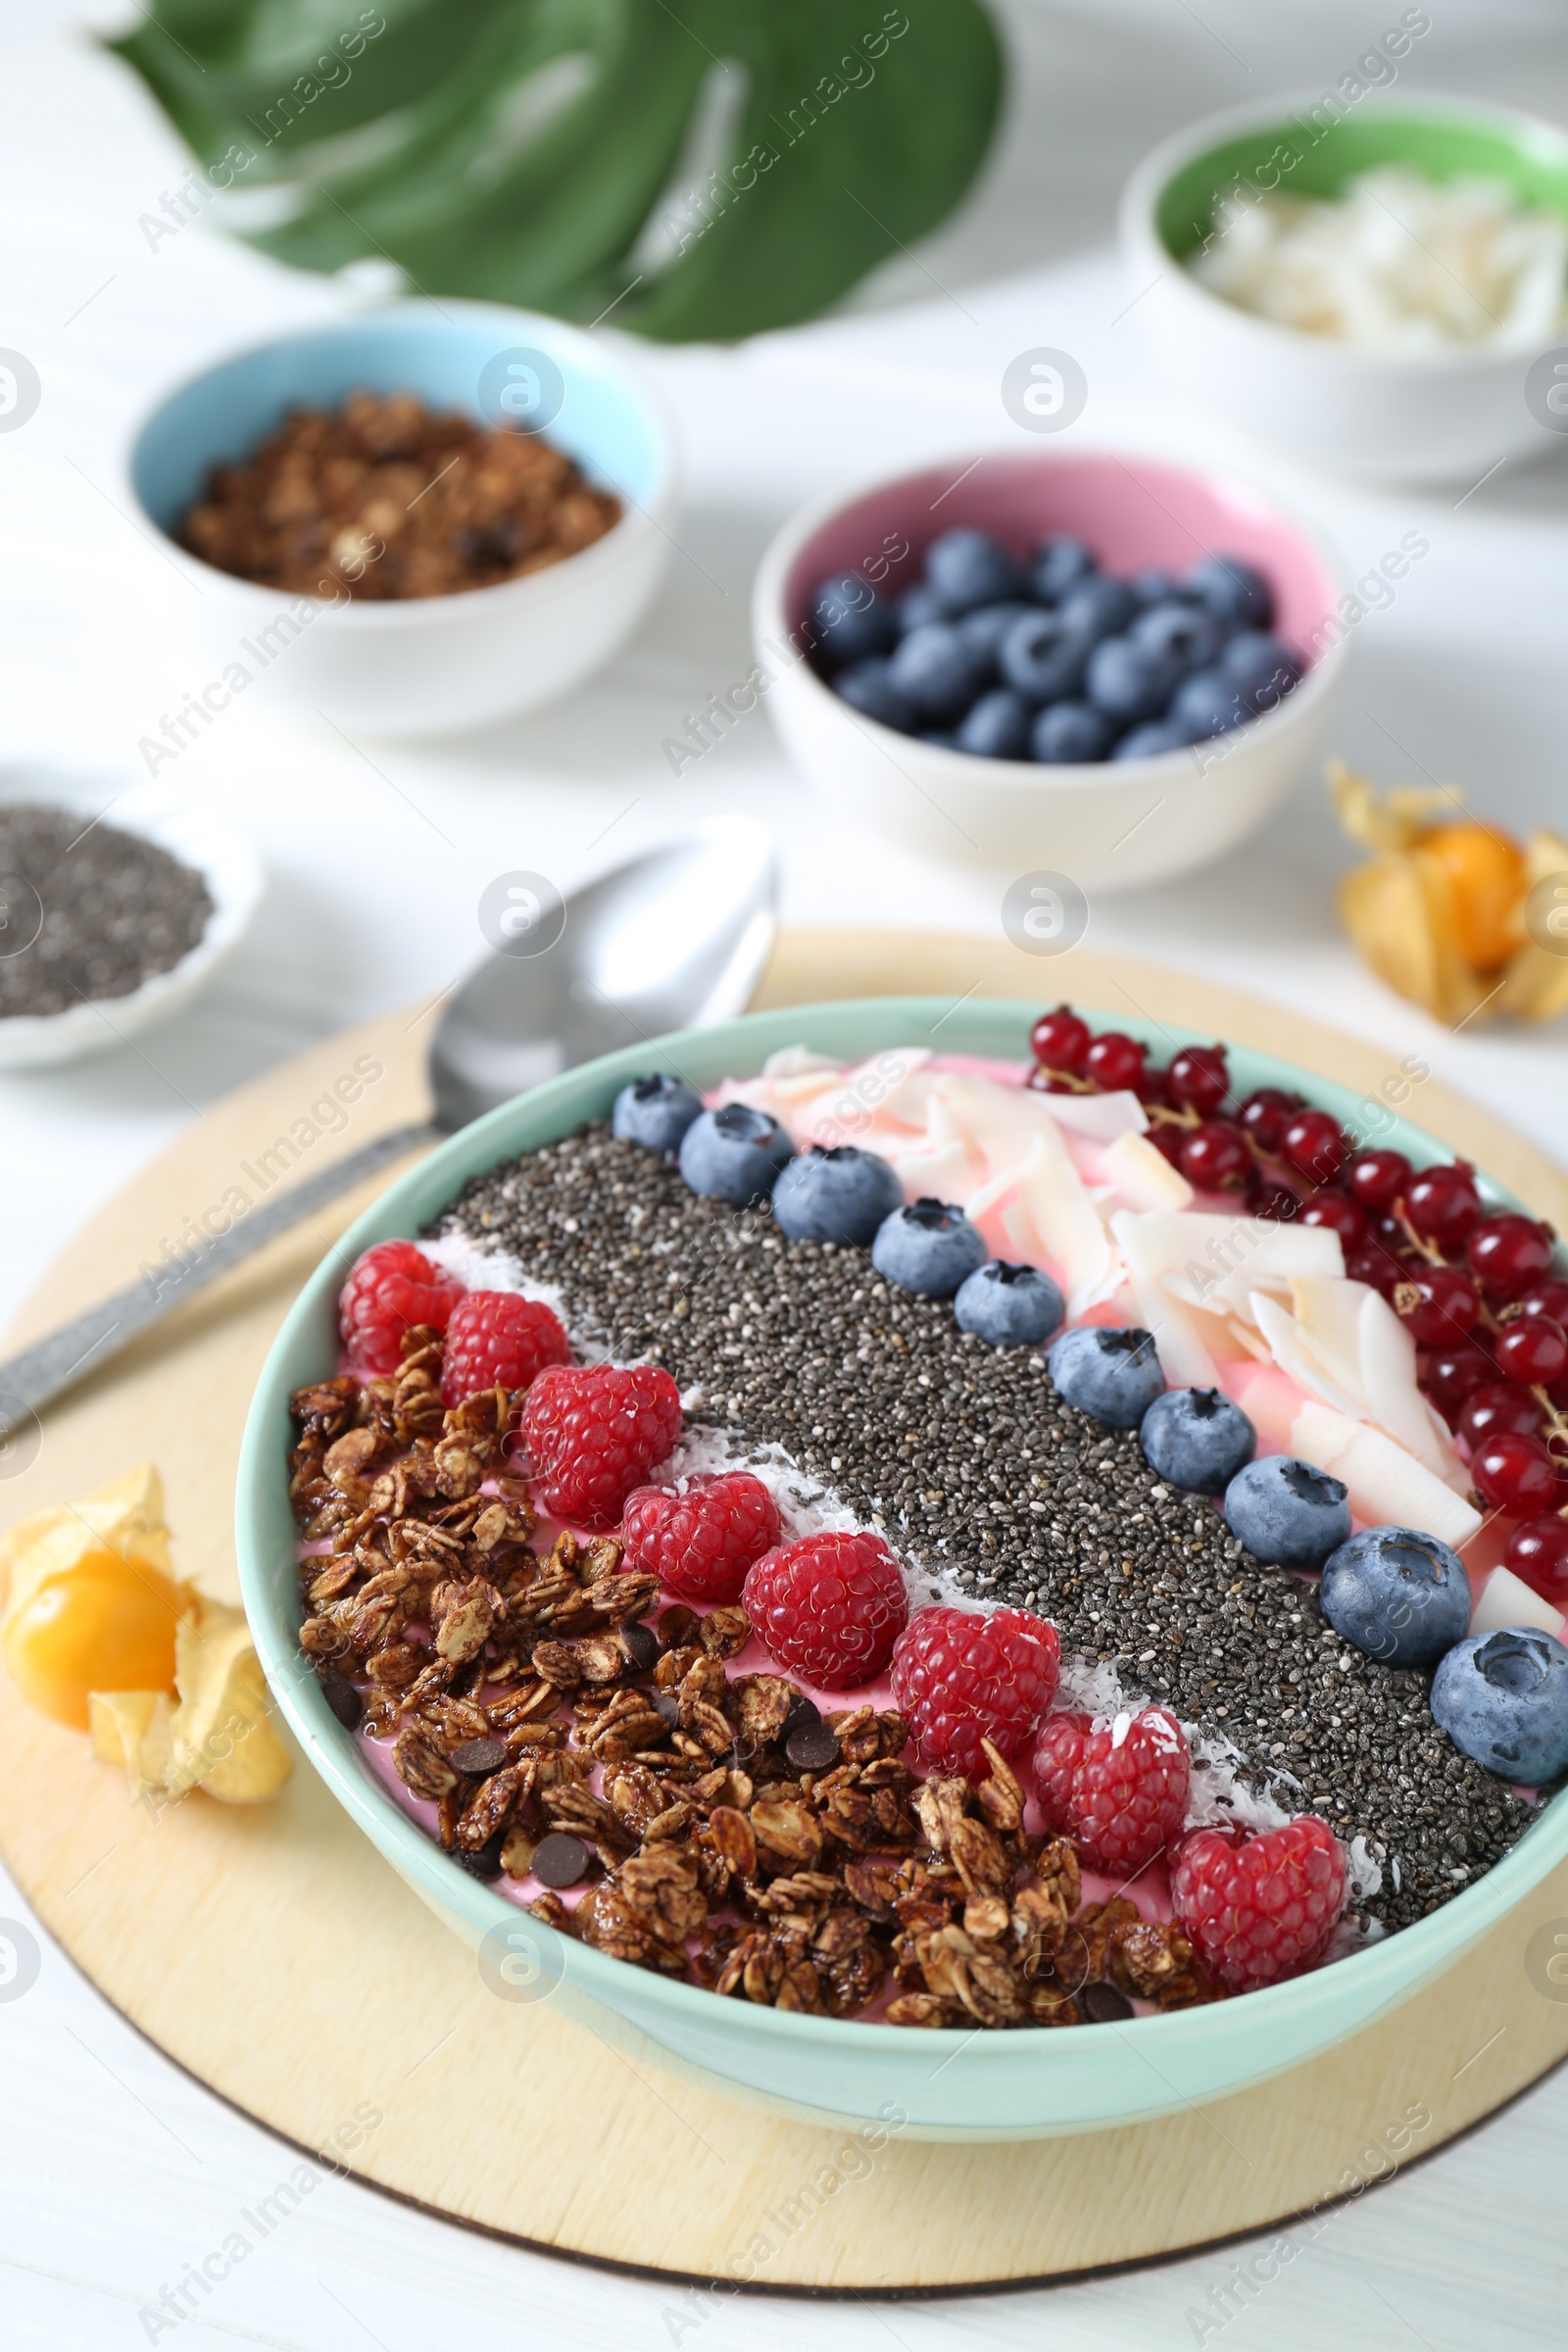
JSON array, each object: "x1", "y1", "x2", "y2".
[{"x1": 780, "y1": 452, "x2": 1341, "y2": 674}]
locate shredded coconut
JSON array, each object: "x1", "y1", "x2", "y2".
[{"x1": 1190, "y1": 164, "x2": 1568, "y2": 354}]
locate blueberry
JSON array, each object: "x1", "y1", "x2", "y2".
[
  {"x1": 1223, "y1": 1455, "x2": 1351, "y2": 1570},
  {"x1": 956, "y1": 688, "x2": 1034, "y2": 760},
  {"x1": 871, "y1": 1198, "x2": 988, "y2": 1298},
  {"x1": 1189, "y1": 554, "x2": 1274, "y2": 630},
  {"x1": 1057, "y1": 575, "x2": 1139, "y2": 644},
  {"x1": 808, "y1": 572, "x2": 897, "y2": 670},
  {"x1": 1139, "y1": 1388, "x2": 1256, "y2": 1494},
  {"x1": 1032, "y1": 700, "x2": 1112, "y2": 763},
  {"x1": 1222, "y1": 630, "x2": 1302, "y2": 713},
  {"x1": 954, "y1": 1260, "x2": 1064, "y2": 1347},
  {"x1": 1032, "y1": 533, "x2": 1096, "y2": 602},
  {"x1": 1047, "y1": 1326, "x2": 1165, "y2": 1428},
  {"x1": 1170, "y1": 668, "x2": 1250, "y2": 741},
  {"x1": 888, "y1": 622, "x2": 989, "y2": 723},
  {"x1": 611, "y1": 1073, "x2": 704, "y2": 1155},
  {"x1": 1129, "y1": 600, "x2": 1221, "y2": 671},
  {"x1": 1112, "y1": 721, "x2": 1187, "y2": 760},
  {"x1": 1130, "y1": 566, "x2": 1197, "y2": 608},
  {"x1": 771, "y1": 1144, "x2": 904, "y2": 1246},
  {"x1": 1319, "y1": 1526, "x2": 1472, "y2": 1670},
  {"x1": 832, "y1": 659, "x2": 917, "y2": 733},
  {"x1": 920, "y1": 730, "x2": 959, "y2": 747},
  {"x1": 1085, "y1": 635, "x2": 1183, "y2": 723},
  {"x1": 924, "y1": 527, "x2": 1024, "y2": 615},
  {"x1": 1000, "y1": 610, "x2": 1088, "y2": 701},
  {"x1": 897, "y1": 582, "x2": 946, "y2": 633},
  {"x1": 956, "y1": 601, "x2": 1034, "y2": 669},
  {"x1": 1430, "y1": 1627, "x2": 1568, "y2": 1784},
  {"x1": 678, "y1": 1103, "x2": 795, "y2": 1206}
]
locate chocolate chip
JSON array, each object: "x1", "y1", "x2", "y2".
[
  {"x1": 652, "y1": 1690, "x2": 680, "y2": 1727},
  {"x1": 532, "y1": 1831, "x2": 591, "y2": 1888},
  {"x1": 1081, "y1": 1981, "x2": 1133, "y2": 2023},
  {"x1": 455, "y1": 1838, "x2": 505, "y2": 1881},
  {"x1": 782, "y1": 1692, "x2": 820, "y2": 1738},
  {"x1": 321, "y1": 1675, "x2": 363, "y2": 1730},
  {"x1": 621, "y1": 1622, "x2": 660, "y2": 1673},
  {"x1": 785, "y1": 1717, "x2": 840, "y2": 1772},
  {"x1": 451, "y1": 1736, "x2": 509, "y2": 1776}
]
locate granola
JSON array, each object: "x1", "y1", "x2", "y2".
[
  {"x1": 180, "y1": 391, "x2": 621, "y2": 601},
  {"x1": 287, "y1": 1326, "x2": 1225, "y2": 2031}
]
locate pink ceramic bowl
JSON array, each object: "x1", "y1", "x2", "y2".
[{"x1": 751, "y1": 451, "x2": 1348, "y2": 890}]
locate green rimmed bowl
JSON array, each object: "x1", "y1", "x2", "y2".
[
  {"x1": 236, "y1": 997, "x2": 1568, "y2": 2139},
  {"x1": 1119, "y1": 92, "x2": 1568, "y2": 482}
]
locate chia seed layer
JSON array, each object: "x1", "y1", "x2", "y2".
[{"x1": 438, "y1": 1123, "x2": 1537, "y2": 1935}]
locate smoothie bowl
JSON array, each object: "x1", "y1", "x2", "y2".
[{"x1": 236, "y1": 1000, "x2": 1568, "y2": 2138}]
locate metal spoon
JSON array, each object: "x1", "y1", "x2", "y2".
[{"x1": 0, "y1": 816, "x2": 777, "y2": 1422}]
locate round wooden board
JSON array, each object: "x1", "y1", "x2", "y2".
[{"x1": 4, "y1": 929, "x2": 1568, "y2": 2294}]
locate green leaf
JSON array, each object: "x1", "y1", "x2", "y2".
[{"x1": 107, "y1": 0, "x2": 1003, "y2": 339}]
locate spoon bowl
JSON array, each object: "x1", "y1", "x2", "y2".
[{"x1": 428, "y1": 816, "x2": 778, "y2": 1129}]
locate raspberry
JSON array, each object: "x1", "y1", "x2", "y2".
[
  {"x1": 339, "y1": 1241, "x2": 464, "y2": 1373},
  {"x1": 742, "y1": 1532, "x2": 906, "y2": 1690},
  {"x1": 1171, "y1": 1816, "x2": 1348, "y2": 1991},
  {"x1": 521, "y1": 1362, "x2": 683, "y2": 1528},
  {"x1": 440, "y1": 1290, "x2": 570, "y2": 1406},
  {"x1": 890, "y1": 1605, "x2": 1059, "y2": 1781},
  {"x1": 622, "y1": 1473, "x2": 781, "y2": 1605},
  {"x1": 1032, "y1": 1706, "x2": 1191, "y2": 1876}
]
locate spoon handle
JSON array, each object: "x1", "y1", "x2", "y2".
[{"x1": 0, "y1": 1119, "x2": 441, "y2": 1426}]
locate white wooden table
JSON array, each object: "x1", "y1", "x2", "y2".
[{"x1": 3, "y1": 3, "x2": 1567, "y2": 2343}]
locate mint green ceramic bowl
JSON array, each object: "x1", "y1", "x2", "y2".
[{"x1": 236, "y1": 999, "x2": 1568, "y2": 2139}]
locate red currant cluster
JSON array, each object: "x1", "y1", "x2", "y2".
[{"x1": 1028, "y1": 1005, "x2": 1568, "y2": 1604}]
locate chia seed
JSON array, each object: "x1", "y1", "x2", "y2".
[
  {"x1": 438, "y1": 1124, "x2": 1537, "y2": 1936},
  {"x1": 0, "y1": 803, "x2": 213, "y2": 1019}
]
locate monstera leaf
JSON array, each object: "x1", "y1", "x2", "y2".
[{"x1": 110, "y1": 1, "x2": 1003, "y2": 339}]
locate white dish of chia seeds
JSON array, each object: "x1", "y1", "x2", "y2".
[{"x1": 0, "y1": 768, "x2": 263, "y2": 1069}]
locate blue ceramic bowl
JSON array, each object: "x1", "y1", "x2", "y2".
[
  {"x1": 128, "y1": 300, "x2": 676, "y2": 736},
  {"x1": 236, "y1": 999, "x2": 1568, "y2": 2138}
]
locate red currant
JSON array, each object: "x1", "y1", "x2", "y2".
[
  {"x1": 1084, "y1": 1032, "x2": 1146, "y2": 1092},
  {"x1": 1494, "y1": 1316, "x2": 1568, "y2": 1387},
  {"x1": 1300, "y1": 1192, "x2": 1368, "y2": 1246},
  {"x1": 1421, "y1": 1344, "x2": 1495, "y2": 1415},
  {"x1": 1473, "y1": 1430, "x2": 1558, "y2": 1513},
  {"x1": 1248, "y1": 1174, "x2": 1302, "y2": 1222},
  {"x1": 1456, "y1": 1384, "x2": 1544, "y2": 1449},
  {"x1": 1393, "y1": 1263, "x2": 1482, "y2": 1347},
  {"x1": 1465, "y1": 1213, "x2": 1555, "y2": 1302},
  {"x1": 1179, "y1": 1118, "x2": 1250, "y2": 1191},
  {"x1": 1135, "y1": 1065, "x2": 1171, "y2": 1110},
  {"x1": 1504, "y1": 1515, "x2": 1568, "y2": 1602},
  {"x1": 1027, "y1": 1068, "x2": 1077, "y2": 1094},
  {"x1": 1345, "y1": 1242, "x2": 1405, "y2": 1297},
  {"x1": 1405, "y1": 1162, "x2": 1483, "y2": 1250},
  {"x1": 1281, "y1": 1109, "x2": 1346, "y2": 1185},
  {"x1": 1030, "y1": 1005, "x2": 1091, "y2": 1075},
  {"x1": 1148, "y1": 1122, "x2": 1189, "y2": 1167},
  {"x1": 1166, "y1": 1045, "x2": 1230, "y2": 1117},
  {"x1": 1237, "y1": 1088, "x2": 1300, "y2": 1154},
  {"x1": 1345, "y1": 1149, "x2": 1411, "y2": 1211},
  {"x1": 1517, "y1": 1278, "x2": 1568, "y2": 1327}
]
